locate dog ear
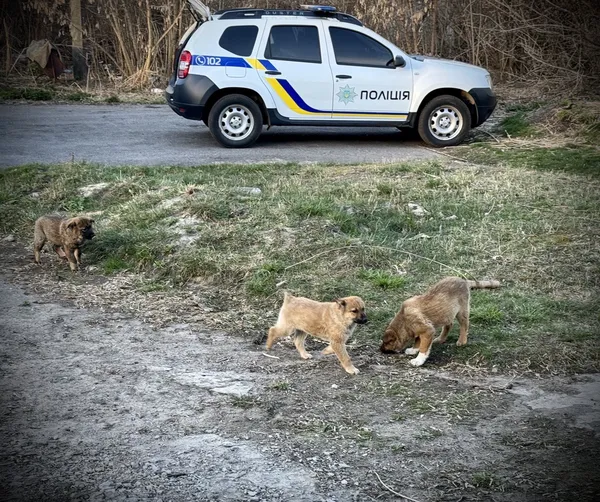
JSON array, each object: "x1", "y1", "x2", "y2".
[
  {"x1": 66, "y1": 219, "x2": 78, "y2": 229},
  {"x1": 335, "y1": 299, "x2": 347, "y2": 309},
  {"x1": 89, "y1": 219, "x2": 95, "y2": 224}
]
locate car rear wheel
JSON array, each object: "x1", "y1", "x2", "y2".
[
  {"x1": 208, "y1": 94, "x2": 263, "y2": 148},
  {"x1": 417, "y1": 95, "x2": 471, "y2": 147}
]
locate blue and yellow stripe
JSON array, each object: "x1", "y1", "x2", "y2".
[{"x1": 193, "y1": 55, "x2": 408, "y2": 119}]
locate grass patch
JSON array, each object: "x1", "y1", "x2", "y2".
[
  {"x1": 373, "y1": 378, "x2": 484, "y2": 419},
  {"x1": 497, "y1": 112, "x2": 537, "y2": 137},
  {"x1": 271, "y1": 380, "x2": 291, "y2": 391},
  {"x1": 102, "y1": 256, "x2": 130, "y2": 274},
  {"x1": 230, "y1": 396, "x2": 258, "y2": 409},
  {"x1": 246, "y1": 262, "x2": 285, "y2": 297},
  {"x1": 1, "y1": 156, "x2": 598, "y2": 373},
  {"x1": 556, "y1": 102, "x2": 600, "y2": 144},
  {"x1": 457, "y1": 143, "x2": 600, "y2": 175},
  {"x1": 358, "y1": 269, "x2": 406, "y2": 290},
  {"x1": 472, "y1": 471, "x2": 502, "y2": 489},
  {"x1": 504, "y1": 102, "x2": 545, "y2": 113},
  {"x1": 65, "y1": 91, "x2": 92, "y2": 102},
  {"x1": 0, "y1": 87, "x2": 55, "y2": 101}
]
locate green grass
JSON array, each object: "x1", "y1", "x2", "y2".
[
  {"x1": 1, "y1": 153, "x2": 598, "y2": 373},
  {"x1": 271, "y1": 380, "x2": 291, "y2": 391},
  {"x1": 0, "y1": 86, "x2": 92, "y2": 102},
  {"x1": 498, "y1": 112, "x2": 537, "y2": 137},
  {"x1": 0, "y1": 87, "x2": 55, "y2": 101},
  {"x1": 456, "y1": 143, "x2": 600, "y2": 175},
  {"x1": 358, "y1": 269, "x2": 406, "y2": 290},
  {"x1": 230, "y1": 396, "x2": 258, "y2": 409},
  {"x1": 0, "y1": 85, "x2": 164, "y2": 105},
  {"x1": 66, "y1": 91, "x2": 92, "y2": 101},
  {"x1": 472, "y1": 471, "x2": 502, "y2": 489}
]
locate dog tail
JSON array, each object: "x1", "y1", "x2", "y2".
[{"x1": 467, "y1": 279, "x2": 501, "y2": 289}]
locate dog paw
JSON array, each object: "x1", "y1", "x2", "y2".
[
  {"x1": 409, "y1": 356, "x2": 426, "y2": 367},
  {"x1": 345, "y1": 366, "x2": 360, "y2": 375},
  {"x1": 433, "y1": 337, "x2": 445, "y2": 344},
  {"x1": 404, "y1": 348, "x2": 419, "y2": 355},
  {"x1": 456, "y1": 339, "x2": 467, "y2": 347},
  {"x1": 300, "y1": 353, "x2": 313, "y2": 360}
]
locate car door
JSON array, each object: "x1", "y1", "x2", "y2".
[
  {"x1": 255, "y1": 19, "x2": 333, "y2": 121},
  {"x1": 325, "y1": 26, "x2": 412, "y2": 122}
]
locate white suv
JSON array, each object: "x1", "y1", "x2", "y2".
[{"x1": 166, "y1": 3, "x2": 496, "y2": 148}]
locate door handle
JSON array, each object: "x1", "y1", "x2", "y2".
[
  {"x1": 336, "y1": 74, "x2": 352, "y2": 79},
  {"x1": 265, "y1": 70, "x2": 281, "y2": 75}
]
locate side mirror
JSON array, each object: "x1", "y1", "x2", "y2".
[{"x1": 393, "y1": 55, "x2": 406, "y2": 68}]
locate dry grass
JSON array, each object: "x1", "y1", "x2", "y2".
[{"x1": 1, "y1": 151, "x2": 598, "y2": 374}]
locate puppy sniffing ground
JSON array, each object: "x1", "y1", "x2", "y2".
[
  {"x1": 33, "y1": 215, "x2": 95, "y2": 271},
  {"x1": 266, "y1": 292, "x2": 368, "y2": 375},
  {"x1": 380, "y1": 277, "x2": 500, "y2": 367}
]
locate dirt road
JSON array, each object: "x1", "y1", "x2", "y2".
[{"x1": 0, "y1": 241, "x2": 599, "y2": 501}]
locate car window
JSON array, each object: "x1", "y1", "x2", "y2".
[
  {"x1": 264, "y1": 25, "x2": 321, "y2": 64},
  {"x1": 219, "y1": 26, "x2": 259, "y2": 57},
  {"x1": 329, "y1": 27, "x2": 393, "y2": 68}
]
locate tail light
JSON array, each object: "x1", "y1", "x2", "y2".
[{"x1": 178, "y1": 50, "x2": 192, "y2": 79}]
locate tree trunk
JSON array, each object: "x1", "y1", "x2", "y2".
[
  {"x1": 4, "y1": 17, "x2": 10, "y2": 74},
  {"x1": 70, "y1": 0, "x2": 87, "y2": 80}
]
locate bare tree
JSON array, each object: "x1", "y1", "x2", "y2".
[
  {"x1": 70, "y1": 0, "x2": 86, "y2": 80},
  {"x1": 4, "y1": 0, "x2": 598, "y2": 93}
]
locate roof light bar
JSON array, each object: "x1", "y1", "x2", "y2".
[{"x1": 300, "y1": 5, "x2": 337, "y2": 12}]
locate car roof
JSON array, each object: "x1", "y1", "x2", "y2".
[{"x1": 212, "y1": 7, "x2": 363, "y2": 26}]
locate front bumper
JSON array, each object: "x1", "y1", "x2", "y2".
[
  {"x1": 469, "y1": 87, "x2": 497, "y2": 127},
  {"x1": 165, "y1": 74, "x2": 219, "y2": 121}
]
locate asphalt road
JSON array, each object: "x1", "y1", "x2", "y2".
[{"x1": 0, "y1": 103, "x2": 438, "y2": 168}]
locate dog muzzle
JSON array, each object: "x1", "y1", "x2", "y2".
[{"x1": 355, "y1": 317, "x2": 368, "y2": 325}]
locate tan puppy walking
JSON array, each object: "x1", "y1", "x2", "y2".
[
  {"x1": 380, "y1": 277, "x2": 500, "y2": 367},
  {"x1": 33, "y1": 215, "x2": 95, "y2": 271},
  {"x1": 266, "y1": 293, "x2": 368, "y2": 375}
]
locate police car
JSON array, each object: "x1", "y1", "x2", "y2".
[{"x1": 166, "y1": 2, "x2": 496, "y2": 148}]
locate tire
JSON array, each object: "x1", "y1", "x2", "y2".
[
  {"x1": 207, "y1": 94, "x2": 263, "y2": 148},
  {"x1": 417, "y1": 95, "x2": 471, "y2": 147}
]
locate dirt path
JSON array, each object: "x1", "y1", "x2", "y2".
[{"x1": 1, "y1": 241, "x2": 599, "y2": 501}]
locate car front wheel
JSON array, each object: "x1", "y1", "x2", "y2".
[
  {"x1": 208, "y1": 94, "x2": 263, "y2": 148},
  {"x1": 417, "y1": 95, "x2": 471, "y2": 147}
]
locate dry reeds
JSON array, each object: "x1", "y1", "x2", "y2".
[{"x1": 2, "y1": 0, "x2": 599, "y2": 93}]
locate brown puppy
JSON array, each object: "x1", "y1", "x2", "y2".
[
  {"x1": 33, "y1": 215, "x2": 95, "y2": 271},
  {"x1": 380, "y1": 277, "x2": 500, "y2": 367},
  {"x1": 266, "y1": 292, "x2": 368, "y2": 375}
]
